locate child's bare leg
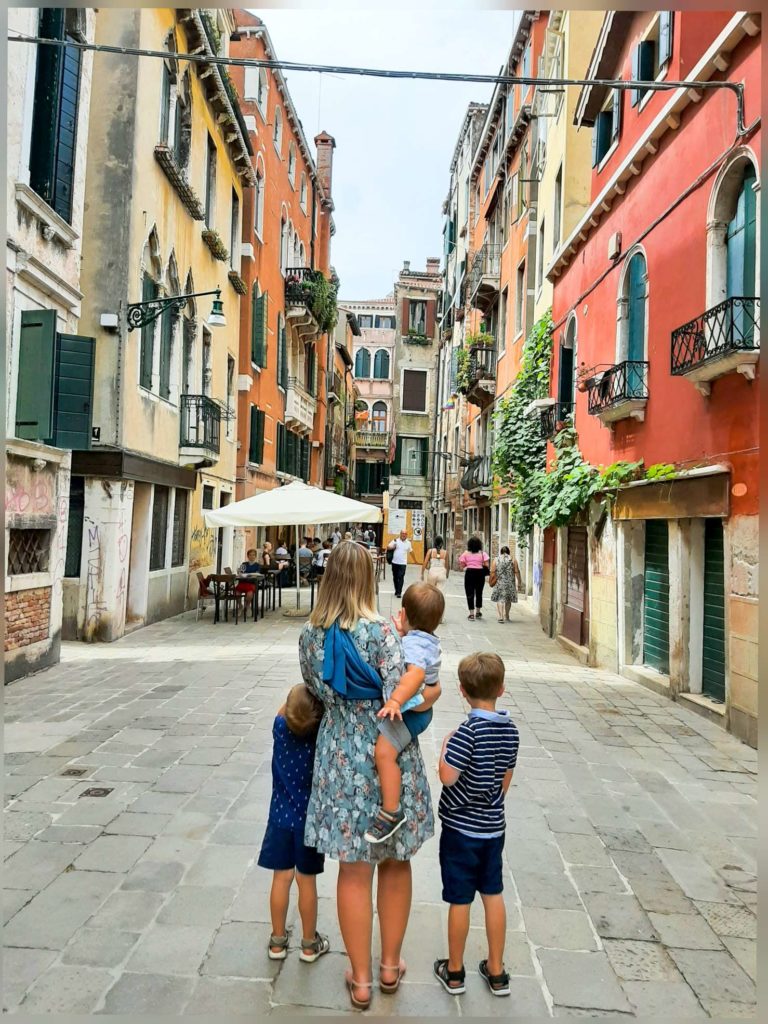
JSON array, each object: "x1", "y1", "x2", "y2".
[
  {"x1": 375, "y1": 734, "x2": 402, "y2": 813},
  {"x1": 295, "y1": 870, "x2": 318, "y2": 943},
  {"x1": 270, "y1": 868, "x2": 294, "y2": 948},
  {"x1": 480, "y1": 892, "x2": 506, "y2": 975},
  {"x1": 448, "y1": 903, "x2": 471, "y2": 976}
]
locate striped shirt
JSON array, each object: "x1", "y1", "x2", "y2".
[{"x1": 439, "y1": 709, "x2": 519, "y2": 838}]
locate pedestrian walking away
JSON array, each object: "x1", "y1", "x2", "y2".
[
  {"x1": 489, "y1": 546, "x2": 522, "y2": 622},
  {"x1": 387, "y1": 530, "x2": 412, "y2": 599},
  {"x1": 459, "y1": 536, "x2": 489, "y2": 619},
  {"x1": 299, "y1": 541, "x2": 434, "y2": 1011},
  {"x1": 422, "y1": 535, "x2": 449, "y2": 591}
]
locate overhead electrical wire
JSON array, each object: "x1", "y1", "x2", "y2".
[{"x1": 6, "y1": 31, "x2": 751, "y2": 134}]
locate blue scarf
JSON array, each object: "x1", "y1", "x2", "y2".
[{"x1": 323, "y1": 623, "x2": 383, "y2": 700}]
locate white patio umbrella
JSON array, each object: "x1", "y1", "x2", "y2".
[{"x1": 203, "y1": 480, "x2": 382, "y2": 611}]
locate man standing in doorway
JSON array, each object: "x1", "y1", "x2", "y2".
[{"x1": 388, "y1": 529, "x2": 412, "y2": 599}]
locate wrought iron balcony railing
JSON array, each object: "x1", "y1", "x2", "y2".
[
  {"x1": 671, "y1": 296, "x2": 760, "y2": 376},
  {"x1": 180, "y1": 395, "x2": 221, "y2": 455},
  {"x1": 587, "y1": 361, "x2": 649, "y2": 417},
  {"x1": 284, "y1": 266, "x2": 324, "y2": 306},
  {"x1": 460, "y1": 455, "x2": 493, "y2": 492},
  {"x1": 541, "y1": 402, "x2": 573, "y2": 439},
  {"x1": 467, "y1": 244, "x2": 501, "y2": 302},
  {"x1": 469, "y1": 343, "x2": 497, "y2": 383}
]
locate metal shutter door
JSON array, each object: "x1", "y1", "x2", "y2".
[
  {"x1": 643, "y1": 520, "x2": 670, "y2": 673},
  {"x1": 702, "y1": 519, "x2": 726, "y2": 702},
  {"x1": 562, "y1": 525, "x2": 588, "y2": 646}
]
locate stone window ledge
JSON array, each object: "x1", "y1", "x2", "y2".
[
  {"x1": 15, "y1": 183, "x2": 79, "y2": 250},
  {"x1": 5, "y1": 572, "x2": 53, "y2": 593}
]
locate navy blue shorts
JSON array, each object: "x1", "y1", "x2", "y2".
[
  {"x1": 257, "y1": 822, "x2": 325, "y2": 876},
  {"x1": 439, "y1": 827, "x2": 504, "y2": 904}
]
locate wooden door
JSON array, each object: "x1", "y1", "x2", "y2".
[{"x1": 563, "y1": 525, "x2": 589, "y2": 646}]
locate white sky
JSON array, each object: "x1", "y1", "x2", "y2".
[{"x1": 255, "y1": 9, "x2": 520, "y2": 300}]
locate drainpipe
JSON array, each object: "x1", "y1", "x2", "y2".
[{"x1": 310, "y1": 181, "x2": 317, "y2": 269}]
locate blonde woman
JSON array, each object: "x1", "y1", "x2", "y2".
[
  {"x1": 299, "y1": 542, "x2": 434, "y2": 1010},
  {"x1": 421, "y1": 535, "x2": 449, "y2": 590}
]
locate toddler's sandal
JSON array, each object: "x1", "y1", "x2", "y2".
[
  {"x1": 268, "y1": 934, "x2": 289, "y2": 960},
  {"x1": 433, "y1": 958, "x2": 466, "y2": 995}
]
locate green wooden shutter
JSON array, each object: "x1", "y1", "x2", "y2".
[
  {"x1": 257, "y1": 409, "x2": 265, "y2": 463},
  {"x1": 276, "y1": 421, "x2": 285, "y2": 472},
  {"x1": 627, "y1": 254, "x2": 646, "y2": 363},
  {"x1": 449, "y1": 348, "x2": 459, "y2": 392},
  {"x1": 159, "y1": 310, "x2": 173, "y2": 399},
  {"x1": 643, "y1": 520, "x2": 670, "y2": 673},
  {"x1": 16, "y1": 309, "x2": 58, "y2": 441},
  {"x1": 557, "y1": 342, "x2": 574, "y2": 405},
  {"x1": 702, "y1": 519, "x2": 726, "y2": 702},
  {"x1": 392, "y1": 436, "x2": 402, "y2": 475},
  {"x1": 251, "y1": 289, "x2": 267, "y2": 367},
  {"x1": 140, "y1": 275, "x2": 157, "y2": 389},
  {"x1": 420, "y1": 437, "x2": 429, "y2": 477},
  {"x1": 611, "y1": 88, "x2": 622, "y2": 142},
  {"x1": 54, "y1": 333, "x2": 95, "y2": 449},
  {"x1": 65, "y1": 476, "x2": 84, "y2": 577},
  {"x1": 301, "y1": 437, "x2": 310, "y2": 481},
  {"x1": 52, "y1": 40, "x2": 81, "y2": 223},
  {"x1": 631, "y1": 41, "x2": 655, "y2": 106},
  {"x1": 29, "y1": 9, "x2": 65, "y2": 211},
  {"x1": 249, "y1": 406, "x2": 258, "y2": 462},
  {"x1": 659, "y1": 11, "x2": 673, "y2": 67},
  {"x1": 278, "y1": 321, "x2": 288, "y2": 390}
]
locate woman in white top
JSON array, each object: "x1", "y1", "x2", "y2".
[{"x1": 421, "y1": 535, "x2": 449, "y2": 590}]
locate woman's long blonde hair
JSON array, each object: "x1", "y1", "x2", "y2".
[{"x1": 309, "y1": 540, "x2": 379, "y2": 629}]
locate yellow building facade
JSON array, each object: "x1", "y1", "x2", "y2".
[{"x1": 66, "y1": 8, "x2": 253, "y2": 640}]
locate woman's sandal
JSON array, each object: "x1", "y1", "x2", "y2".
[
  {"x1": 379, "y1": 959, "x2": 407, "y2": 994},
  {"x1": 345, "y1": 970, "x2": 373, "y2": 1010},
  {"x1": 467, "y1": 613, "x2": 475, "y2": 620},
  {"x1": 433, "y1": 958, "x2": 466, "y2": 995},
  {"x1": 268, "y1": 933, "x2": 289, "y2": 960}
]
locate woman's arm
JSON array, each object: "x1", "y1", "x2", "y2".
[{"x1": 421, "y1": 549, "x2": 431, "y2": 578}]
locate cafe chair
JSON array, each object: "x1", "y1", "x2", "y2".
[{"x1": 195, "y1": 572, "x2": 216, "y2": 621}]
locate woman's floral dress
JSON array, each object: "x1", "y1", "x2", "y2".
[
  {"x1": 300, "y1": 618, "x2": 435, "y2": 863},
  {"x1": 490, "y1": 553, "x2": 518, "y2": 604}
]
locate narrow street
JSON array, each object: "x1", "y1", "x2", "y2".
[{"x1": 4, "y1": 569, "x2": 757, "y2": 1018}]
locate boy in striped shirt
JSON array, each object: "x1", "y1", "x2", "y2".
[{"x1": 434, "y1": 652, "x2": 519, "y2": 998}]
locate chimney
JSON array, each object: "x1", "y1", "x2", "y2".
[
  {"x1": 314, "y1": 131, "x2": 336, "y2": 198},
  {"x1": 426, "y1": 257, "x2": 440, "y2": 275},
  {"x1": 402, "y1": 260, "x2": 410, "y2": 272}
]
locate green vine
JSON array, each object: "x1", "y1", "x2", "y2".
[
  {"x1": 303, "y1": 273, "x2": 339, "y2": 333},
  {"x1": 455, "y1": 347, "x2": 471, "y2": 393}
]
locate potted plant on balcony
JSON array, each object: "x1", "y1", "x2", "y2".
[
  {"x1": 466, "y1": 330, "x2": 495, "y2": 349},
  {"x1": 455, "y1": 346, "x2": 471, "y2": 394}
]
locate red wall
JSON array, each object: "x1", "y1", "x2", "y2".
[{"x1": 550, "y1": 21, "x2": 760, "y2": 519}]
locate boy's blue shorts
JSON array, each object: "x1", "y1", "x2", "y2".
[
  {"x1": 258, "y1": 822, "x2": 325, "y2": 875},
  {"x1": 439, "y1": 827, "x2": 504, "y2": 904}
]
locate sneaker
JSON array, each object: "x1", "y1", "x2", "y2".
[
  {"x1": 478, "y1": 959, "x2": 510, "y2": 996},
  {"x1": 299, "y1": 932, "x2": 330, "y2": 963},
  {"x1": 364, "y1": 808, "x2": 406, "y2": 844}
]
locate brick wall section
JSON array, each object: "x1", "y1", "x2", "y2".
[{"x1": 4, "y1": 587, "x2": 52, "y2": 652}]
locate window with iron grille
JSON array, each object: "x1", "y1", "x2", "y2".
[
  {"x1": 150, "y1": 485, "x2": 169, "y2": 570},
  {"x1": 202, "y1": 484, "x2": 215, "y2": 509},
  {"x1": 171, "y1": 488, "x2": 187, "y2": 567},
  {"x1": 8, "y1": 529, "x2": 51, "y2": 575}
]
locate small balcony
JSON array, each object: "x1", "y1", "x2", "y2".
[
  {"x1": 179, "y1": 395, "x2": 221, "y2": 466},
  {"x1": 285, "y1": 377, "x2": 317, "y2": 435},
  {"x1": 671, "y1": 296, "x2": 760, "y2": 396},
  {"x1": 403, "y1": 331, "x2": 432, "y2": 346},
  {"x1": 284, "y1": 267, "x2": 323, "y2": 340},
  {"x1": 354, "y1": 430, "x2": 390, "y2": 450},
  {"x1": 460, "y1": 455, "x2": 493, "y2": 497},
  {"x1": 467, "y1": 244, "x2": 501, "y2": 312},
  {"x1": 465, "y1": 343, "x2": 497, "y2": 409},
  {"x1": 586, "y1": 361, "x2": 649, "y2": 425},
  {"x1": 327, "y1": 371, "x2": 343, "y2": 403},
  {"x1": 541, "y1": 401, "x2": 574, "y2": 439}
]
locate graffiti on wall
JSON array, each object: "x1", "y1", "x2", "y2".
[
  {"x1": 4, "y1": 480, "x2": 54, "y2": 515},
  {"x1": 83, "y1": 517, "x2": 107, "y2": 640},
  {"x1": 189, "y1": 524, "x2": 216, "y2": 571}
]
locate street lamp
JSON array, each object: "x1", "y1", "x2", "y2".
[{"x1": 125, "y1": 289, "x2": 226, "y2": 331}]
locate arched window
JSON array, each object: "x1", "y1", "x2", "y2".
[
  {"x1": 372, "y1": 401, "x2": 387, "y2": 432},
  {"x1": 292, "y1": 230, "x2": 300, "y2": 267},
  {"x1": 300, "y1": 174, "x2": 308, "y2": 210},
  {"x1": 273, "y1": 107, "x2": 283, "y2": 151},
  {"x1": 182, "y1": 271, "x2": 196, "y2": 396},
  {"x1": 617, "y1": 250, "x2": 648, "y2": 364},
  {"x1": 373, "y1": 348, "x2": 390, "y2": 379},
  {"x1": 707, "y1": 151, "x2": 759, "y2": 314},
  {"x1": 254, "y1": 159, "x2": 265, "y2": 239},
  {"x1": 354, "y1": 348, "x2": 371, "y2": 378},
  {"x1": 257, "y1": 68, "x2": 268, "y2": 114},
  {"x1": 287, "y1": 144, "x2": 296, "y2": 186},
  {"x1": 298, "y1": 242, "x2": 306, "y2": 268},
  {"x1": 557, "y1": 316, "x2": 576, "y2": 406}
]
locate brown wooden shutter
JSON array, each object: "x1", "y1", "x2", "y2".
[
  {"x1": 425, "y1": 300, "x2": 436, "y2": 339},
  {"x1": 401, "y1": 297, "x2": 410, "y2": 334},
  {"x1": 402, "y1": 369, "x2": 427, "y2": 412}
]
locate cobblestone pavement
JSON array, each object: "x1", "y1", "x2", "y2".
[{"x1": 4, "y1": 568, "x2": 757, "y2": 1017}]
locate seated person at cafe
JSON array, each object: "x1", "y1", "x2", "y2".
[
  {"x1": 298, "y1": 539, "x2": 314, "y2": 582},
  {"x1": 313, "y1": 540, "x2": 332, "y2": 576},
  {"x1": 236, "y1": 549, "x2": 260, "y2": 600},
  {"x1": 276, "y1": 539, "x2": 289, "y2": 559}
]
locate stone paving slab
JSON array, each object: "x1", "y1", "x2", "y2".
[{"x1": 3, "y1": 568, "x2": 757, "y2": 1016}]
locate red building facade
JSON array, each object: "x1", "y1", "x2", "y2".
[{"x1": 544, "y1": 11, "x2": 760, "y2": 745}]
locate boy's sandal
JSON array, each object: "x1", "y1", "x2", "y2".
[
  {"x1": 433, "y1": 958, "x2": 466, "y2": 995},
  {"x1": 268, "y1": 933, "x2": 289, "y2": 960},
  {"x1": 345, "y1": 971, "x2": 373, "y2": 1010},
  {"x1": 299, "y1": 931, "x2": 330, "y2": 963},
  {"x1": 478, "y1": 959, "x2": 511, "y2": 996},
  {"x1": 379, "y1": 959, "x2": 406, "y2": 993}
]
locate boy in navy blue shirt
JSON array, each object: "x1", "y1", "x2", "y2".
[
  {"x1": 434, "y1": 652, "x2": 519, "y2": 998},
  {"x1": 258, "y1": 684, "x2": 330, "y2": 964}
]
